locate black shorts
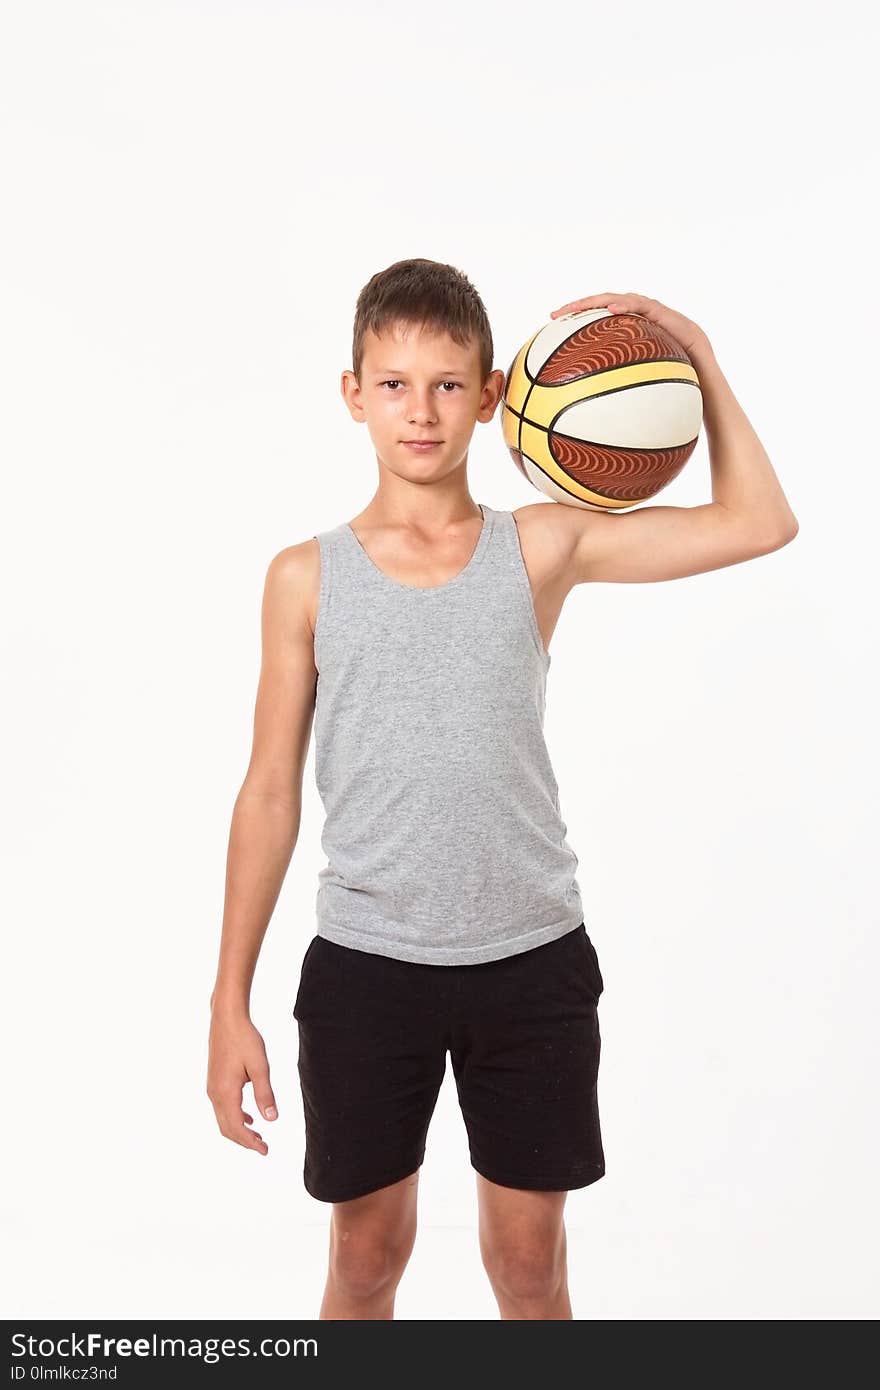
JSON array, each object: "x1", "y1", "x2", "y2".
[{"x1": 292, "y1": 922, "x2": 605, "y2": 1203}]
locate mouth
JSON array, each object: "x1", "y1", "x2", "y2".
[{"x1": 402, "y1": 440, "x2": 442, "y2": 449}]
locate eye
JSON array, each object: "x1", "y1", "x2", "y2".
[{"x1": 379, "y1": 380, "x2": 462, "y2": 392}]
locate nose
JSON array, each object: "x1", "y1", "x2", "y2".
[{"x1": 407, "y1": 389, "x2": 437, "y2": 424}]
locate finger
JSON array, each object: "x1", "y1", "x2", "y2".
[
  {"x1": 231, "y1": 1128, "x2": 268, "y2": 1154},
  {"x1": 549, "y1": 294, "x2": 625, "y2": 318},
  {"x1": 242, "y1": 1120, "x2": 268, "y2": 1154},
  {"x1": 215, "y1": 1095, "x2": 269, "y2": 1153},
  {"x1": 224, "y1": 1110, "x2": 269, "y2": 1154},
  {"x1": 249, "y1": 1066, "x2": 279, "y2": 1122},
  {"x1": 553, "y1": 301, "x2": 640, "y2": 320}
]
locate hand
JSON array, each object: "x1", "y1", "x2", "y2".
[
  {"x1": 549, "y1": 291, "x2": 709, "y2": 358},
  {"x1": 207, "y1": 1010, "x2": 279, "y2": 1156}
]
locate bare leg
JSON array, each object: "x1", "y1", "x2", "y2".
[
  {"x1": 319, "y1": 1168, "x2": 420, "y2": 1320},
  {"x1": 476, "y1": 1172, "x2": 572, "y2": 1319}
]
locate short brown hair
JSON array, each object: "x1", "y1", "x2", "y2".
[{"x1": 352, "y1": 257, "x2": 494, "y2": 386}]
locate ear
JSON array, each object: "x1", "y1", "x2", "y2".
[
  {"x1": 479, "y1": 368, "x2": 506, "y2": 420},
  {"x1": 340, "y1": 369, "x2": 366, "y2": 421}
]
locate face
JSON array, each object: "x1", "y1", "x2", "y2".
[{"x1": 341, "y1": 320, "x2": 505, "y2": 481}]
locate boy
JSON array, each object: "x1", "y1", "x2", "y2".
[{"x1": 207, "y1": 259, "x2": 798, "y2": 1320}]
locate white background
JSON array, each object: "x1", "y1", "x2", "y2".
[{"x1": 2, "y1": 0, "x2": 877, "y2": 1320}]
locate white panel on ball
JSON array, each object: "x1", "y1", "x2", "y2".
[{"x1": 556, "y1": 382, "x2": 704, "y2": 449}]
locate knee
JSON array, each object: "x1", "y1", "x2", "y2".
[
  {"x1": 329, "y1": 1224, "x2": 416, "y2": 1302},
  {"x1": 483, "y1": 1240, "x2": 565, "y2": 1303}
]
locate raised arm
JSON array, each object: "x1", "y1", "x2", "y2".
[
  {"x1": 207, "y1": 539, "x2": 319, "y2": 1155},
  {"x1": 542, "y1": 292, "x2": 799, "y2": 584}
]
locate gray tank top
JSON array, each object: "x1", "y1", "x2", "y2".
[{"x1": 311, "y1": 502, "x2": 584, "y2": 964}]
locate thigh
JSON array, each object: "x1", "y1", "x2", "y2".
[
  {"x1": 294, "y1": 936, "x2": 448, "y2": 1203},
  {"x1": 475, "y1": 1171, "x2": 568, "y2": 1263},
  {"x1": 329, "y1": 1167, "x2": 422, "y2": 1261},
  {"x1": 450, "y1": 924, "x2": 606, "y2": 1193}
]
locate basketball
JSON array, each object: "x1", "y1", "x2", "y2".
[{"x1": 500, "y1": 307, "x2": 703, "y2": 510}]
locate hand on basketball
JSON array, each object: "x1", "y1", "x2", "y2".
[{"x1": 549, "y1": 292, "x2": 709, "y2": 357}]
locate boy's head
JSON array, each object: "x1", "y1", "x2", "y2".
[{"x1": 342, "y1": 258, "x2": 505, "y2": 484}]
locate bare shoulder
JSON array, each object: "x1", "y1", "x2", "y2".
[
  {"x1": 510, "y1": 501, "x2": 587, "y2": 591},
  {"x1": 263, "y1": 535, "x2": 321, "y2": 641}
]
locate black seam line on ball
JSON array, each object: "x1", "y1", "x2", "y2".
[
  {"x1": 518, "y1": 355, "x2": 697, "y2": 391},
  {"x1": 517, "y1": 330, "x2": 543, "y2": 457},
  {"x1": 505, "y1": 373, "x2": 702, "y2": 428},
  {"x1": 505, "y1": 376, "x2": 700, "y2": 459}
]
